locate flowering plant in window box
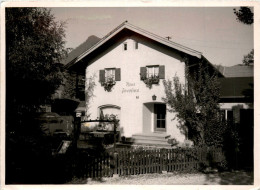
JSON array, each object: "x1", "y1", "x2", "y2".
[
  {"x1": 101, "y1": 76, "x2": 116, "y2": 92},
  {"x1": 141, "y1": 75, "x2": 160, "y2": 89}
]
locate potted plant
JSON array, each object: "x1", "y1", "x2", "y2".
[
  {"x1": 141, "y1": 75, "x2": 160, "y2": 89},
  {"x1": 101, "y1": 76, "x2": 116, "y2": 92}
]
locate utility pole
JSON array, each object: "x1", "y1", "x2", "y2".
[{"x1": 166, "y1": 36, "x2": 172, "y2": 40}]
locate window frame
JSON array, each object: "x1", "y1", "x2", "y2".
[
  {"x1": 146, "y1": 65, "x2": 159, "y2": 78},
  {"x1": 135, "y1": 41, "x2": 138, "y2": 49},
  {"x1": 123, "y1": 43, "x2": 127, "y2": 51},
  {"x1": 105, "y1": 68, "x2": 116, "y2": 81}
]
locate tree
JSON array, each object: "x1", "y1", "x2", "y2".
[
  {"x1": 233, "y1": 7, "x2": 253, "y2": 25},
  {"x1": 6, "y1": 8, "x2": 70, "y2": 183},
  {"x1": 233, "y1": 7, "x2": 254, "y2": 65},
  {"x1": 163, "y1": 64, "x2": 225, "y2": 146},
  {"x1": 243, "y1": 49, "x2": 254, "y2": 66},
  {"x1": 6, "y1": 8, "x2": 68, "y2": 130}
]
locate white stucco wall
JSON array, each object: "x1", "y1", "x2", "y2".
[{"x1": 84, "y1": 36, "x2": 186, "y2": 142}]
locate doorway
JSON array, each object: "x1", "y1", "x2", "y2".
[{"x1": 154, "y1": 104, "x2": 166, "y2": 132}]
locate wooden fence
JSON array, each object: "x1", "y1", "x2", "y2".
[{"x1": 76, "y1": 147, "x2": 224, "y2": 178}]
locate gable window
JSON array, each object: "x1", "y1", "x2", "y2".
[
  {"x1": 135, "y1": 41, "x2": 138, "y2": 49},
  {"x1": 124, "y1": 43, "x2": 127, "y2": 51}
]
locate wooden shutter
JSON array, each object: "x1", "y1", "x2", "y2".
[
  {"x1": 159, "y1": 65, "x2": 165, "y2": 79},
  {"x1": 99, "y1": 70, "x2": 105, "y2": 82},
  {"x1": 115, "y1": 68, "x2": 121, "y2": 81},
  {"x1": 140, "y1": 67, "x2": 147, "y2": 80}
]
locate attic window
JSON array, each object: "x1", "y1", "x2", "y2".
[
  {"x1": 124, "y1": 43, "x2": 127, "y2": 51},
  {"x1": 135, "y1": 42, "x2": 138, "y2": 49}
]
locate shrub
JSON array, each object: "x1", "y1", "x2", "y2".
[{"x1": 163, "y1": 63, "x2": 224, "y2": 147}]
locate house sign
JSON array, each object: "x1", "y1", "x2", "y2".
[{"x1": 122, "y1": 82, "x2": 139, "y2": 94}]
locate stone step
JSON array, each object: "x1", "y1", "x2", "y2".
[
  {"x1": 132, "y1": 133, "x2": 171, "y2": 140},
  {"x1": 133, "y1": 140, "x2": 172, "y2": 148},
  {"x1": 134, "y1": 139, "x2": 168, "y2": 143},
  {"x1": 132, "y1": 133, "x2": 172, "y2": 148},
  {"x1": 132, "y1": 136, "x2": 170, "y2": 142}
]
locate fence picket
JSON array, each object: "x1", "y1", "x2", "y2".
[
  {"x1": 137, "y1": 150, "x2": 140, "y2": 175},
  {"x1": 78, "y1": 146, "x2": 223, "y2": 178}
]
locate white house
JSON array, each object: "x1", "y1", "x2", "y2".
[{"x1": 65, "y1": 21, "x2": 223, "y2": 147}]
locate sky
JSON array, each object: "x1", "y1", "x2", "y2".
[{"x1": 50, "y1": 7, "x2": 254, "y2": 67}]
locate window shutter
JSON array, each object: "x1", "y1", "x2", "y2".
[
  {"x1": 140, "y1": 67, "x2": 147, "y2": 80},
  {"x1": 115, "y1": 68, "x2": 121, "y2": 81},
  {"x1": 99, "y1": 70, "x2": 105, "y2": 82},
  {"x1": 159, "y1": 65, "x2": 165, "y2": 79}
]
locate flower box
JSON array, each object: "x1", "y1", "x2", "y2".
[{"x1": 141, "y1": 75, "x2": 160, "y2": 88}]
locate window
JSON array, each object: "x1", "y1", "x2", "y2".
[
  {"x1": 105, "y1": 68, "x2": 115, "y2": 81},
  {"x1": 99, "y1": 105, "x2": 121, "y2": 131},
  {"x1": 147, "y1": 66, "x2": 159, "y2": 78},
  {"x1": 124, "y1": 43, "x2": 127, "y2": 51},
  {"x1": 99, "y1": 68, "x2": 121, "y2": 83},
  {"x1": 220, "y1": 109, "x2": 233, "y2": 123},
  {"x1": 99, "y1": 105, "x2": 121, "y2": 120},
  {"x1": 140, "y1": 65, "x2": 165, "y2": 81},
  {"x1": 135, "y1": 42, "x2": 138, "y2": 49}
]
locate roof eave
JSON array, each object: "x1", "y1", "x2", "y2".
[{"x1": 201, "y1": 55, "x2": 225, "y2": 78}]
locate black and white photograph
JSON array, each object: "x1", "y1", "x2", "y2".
[{"x1": 1, "y1": 2, "x2": 258, "y2": 188}]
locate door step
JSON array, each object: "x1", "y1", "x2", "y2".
[{"x1": 132, "y1": 133, "x2": 172, "y2": 148}]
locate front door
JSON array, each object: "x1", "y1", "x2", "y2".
[{"x1": 154, "y1": 104, "x2": 166, "y2": 132}]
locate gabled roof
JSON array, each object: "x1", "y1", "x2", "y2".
[
  {"x1": 222, "y1": 65, "x2": 253, "y2": 78},
  {"x1": 65, "y1": 21, "x2": 203, "y2": 69}
]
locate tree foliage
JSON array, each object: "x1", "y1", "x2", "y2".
[
  {"x1": 5, "y1": 8, "x2": 71, "y2": 183},
  {"x1": 6, "y1": 8, "x2": 68, "y2": 128},
  {"x1": 243, "y1": 49, "x2": 254, "y2": 65},
  {"x1": 233, "y1": 7, "x2": 254, "y2": 66},
  {"x1": 233, "y1": 7, "x2": 254, "y2": 25},
  {"x1": 84, "y1": 74, "x2": 96, "y2": 119},
  {"x1": 61, "y1": 72, "x2": 85, "y2": 100},
  {"x1": 163, "y1": 64, "x2": 225, "y2": 146}
]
